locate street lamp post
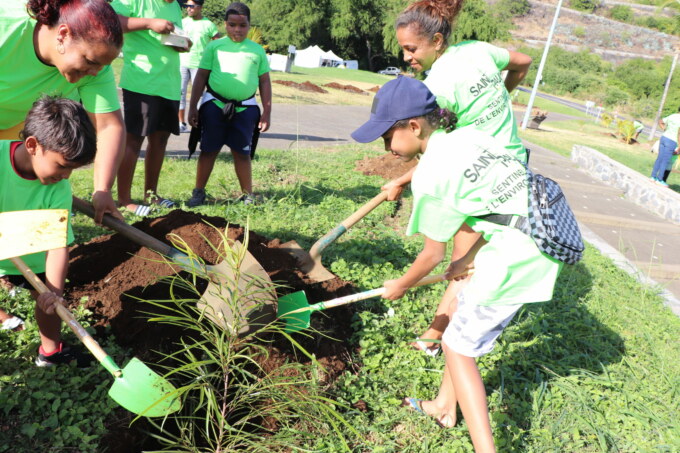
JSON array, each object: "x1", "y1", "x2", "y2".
[
  {"x1": 521, "y1": 0, "x2": 564, "y2": 131},
  {"x1": 648, "y1": 52, "x2": 678, "y2": 140}
]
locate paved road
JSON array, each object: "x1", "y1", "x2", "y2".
[
  {"x1": 516, "y1": 86, "x2": 661, "y2": 139},
  {"x1": 163, "y1": 104, "x2": 679, "y2": 308}
]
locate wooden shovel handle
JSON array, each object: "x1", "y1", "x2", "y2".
[
  {"x1": 309, "y1": 191, "x2": 389, "y2": 260},
  {"x1": 293, "y1": 270, "x2": 474, "y2": 315},
  {"x1": 9, "y1": 257, "x2": 121, "y2": 376},
  {"x1": 72, "y1": 197, "x2": 174, "y2": 256}
]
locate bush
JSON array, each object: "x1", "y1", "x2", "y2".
[
  {"x1": 497, "y1": 0, "x2": 531, "y2": 16},
  {"x1": 573, "y1": 26, "x2": 586, "y2": 38},
  {"x1": 601, "y1": 112, "x2": 614, "y2": 128},
  {"x1": 570, "y1": 0, "x2": 598, "y2": 13},
  {"x1": 603, "y1": 85, "x2": 630, "y2": 106},
  {"x1": 610, "y1": 5, "x2": 633, "y2": 22}
]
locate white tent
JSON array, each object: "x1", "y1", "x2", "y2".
[{"x1": 294, "y1": 45, "x2": 344, "y2": 68}]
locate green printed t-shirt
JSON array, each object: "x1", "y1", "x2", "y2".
[
  {"x1": 199, "y1": 37, "x2": 270, "y2": 106},
  {"x1": 111, "y1": 0, "x2": 182, "y2": 101},
  {"x1": 661, "y1": 113, "x2": 680, "y2": 143},
  {"x1": 0, "y1": 141, "x2": 74, "y2": 275},
  {"x1": 0, "y1": 0, "x2": 119, "y2": 130},
  {"x1": 180, "y1": 17, "x2": 218, "y2": 68},
  {"x1": 407, "y1": 127, "x2": 562, "y2": 306},
  {"x1": 425, "y1": 41, "x2": 526, "y2": 162}
]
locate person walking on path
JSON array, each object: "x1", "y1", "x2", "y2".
[
  {"x1": 651, "y1": 107, "x2": 680, "y2": 188},
  {"x1": 383, "y1": 0, "x2": 533, "y2": 355},
  {"x1": 352, "y1": 76, "x2": 561, "y2": 451},
  {"x1": 178, "y1": 0, "x2": 219, "y2": 133},
  {"x1": 187, "y1": 2, "x2": 271, "y2": 206},
  {"x1": 111, "y1": 0, "x2": 187, "y2": 215},
  {"x1": 0, "y1": 0, "x2": 126, "y2": 224}
]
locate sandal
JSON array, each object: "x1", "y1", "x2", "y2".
[
  {"x1": 401, "y1": 397, "x2": 456, "y2": 429},
  {"x1": 412, "y1": 337, "x2": 441, "y2": 357},
  {"x1": 131, "y1": 204, "x2": 151, "y2": 216},
  {"x1": 155, "y1": 198, "x2": 176, "y2": 209},
  {"x1": 1, "y1": 316, "x2": 24, "y2": 331}
]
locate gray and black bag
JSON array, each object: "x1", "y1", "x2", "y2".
[{"x1": 478, "y1": 167, "x2": 584, "y2": 264}]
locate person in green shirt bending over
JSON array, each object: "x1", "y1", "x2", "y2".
[
  {"x1": 0, "y1": 0, "x2": 126, "y2": 224},
  {"x1": 178, "y1": 0, "x2": 219, "y2": 133},
  {"x1": 352, "y1": 76, "x2": 561, "y2": 451},
  {"x1": 111, "y1": 0, "x2": 188, "y2": 215},
  {"x1": 385, "y1": 0, "x2": 533, "y2": 357}
]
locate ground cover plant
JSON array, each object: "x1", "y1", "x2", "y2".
[{"x1": 1, "y1": 140, "x2": 679, "y2": 451}]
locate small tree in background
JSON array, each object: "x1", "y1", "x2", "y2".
[{"x1": 617, "y1": 120, "x2": 637, "y2": 144}]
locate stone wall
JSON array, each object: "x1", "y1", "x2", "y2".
[
  {"x1": 572, "y1": 145, "x2": 680, "y2": 225},
  {"x1": 511, "y1": 1, "x2": 680, "y2": 63}
]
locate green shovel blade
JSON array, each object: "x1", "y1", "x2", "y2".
[
  {"x1": 277, "y1": 290, "x2": 312, "y2": 333},
  {"x1": 108, "y1": 357, "x2": 181, "y2": 417}
]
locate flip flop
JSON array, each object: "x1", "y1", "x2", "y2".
[
  {"x1": 132, "y1": 204, "x2": 151, "y2": 217},
  {"x1": 402, "y1": 397, "x2": 456, "y2": 429},
  {"x1": 412, "y1": 337, "x2": 441, "y2": 357},
  {"x1": 1, "y1": 316, "x2": 24, "y2": 331},
  {"x1": 401, "y1": 397, "x2": 425, "y2": 414},
  {"x1": 156, "y1": 198, "x2": 176, "y2": 209}
]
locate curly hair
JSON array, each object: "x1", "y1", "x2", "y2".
[
  {"x1": 395, "y1": 0, "x2": 465, "y2": 46},
  {"x1": 27, "y1": 0, "x2": 123, "y2": 49},
  {"x1": 393, "y1": 108, "x2": 458, "y2": 134}
]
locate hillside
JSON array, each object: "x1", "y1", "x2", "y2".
[{"x1": 510, "y1": 0, "x2": 680, "y2": 63}]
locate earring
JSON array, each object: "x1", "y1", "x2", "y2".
[{"x1": 56, "y1": 40, "x2": 65, "y2": 54}]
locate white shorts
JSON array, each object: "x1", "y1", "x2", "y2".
[{"x1": 442, "y1": 292, "x2": 523, "y2": 358}]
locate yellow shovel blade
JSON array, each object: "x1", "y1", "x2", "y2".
[{"x1": 0, "y1": 209, "x2": 68, "y2": 260}]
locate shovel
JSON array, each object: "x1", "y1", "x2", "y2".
[
  {"x1": 281, "y1": 191, "x2": 389, "y2": 282},
  {"x1": 277, "y1": 270, "x2": 472, "y2": 333},
  {"x1": 72, "y1": 197, "x2": 276, "y2": 336},
  {"x1": 9, "y1": 257, "x2": 181, "y2": 417},
  {"x1": 0, "y1": 209, "x2": 180, "y2": 416}
]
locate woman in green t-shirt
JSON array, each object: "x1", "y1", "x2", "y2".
[
  {"x1": 385, "y1": 0, "x2": 533, "y2": 357},
  {"x1": 0, "y1": 0, "x2": 126, "y2": 223}
]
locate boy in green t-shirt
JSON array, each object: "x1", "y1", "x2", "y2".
[
  {"x1": 186, "y1": 2, "x2": 272, "y2": 207},
  {"x1": 352, "y1": 77, "x2": 561, "y2": 451},
  {"x1": 0, "y1": 96, "x2": 97, "y2": 367},
  {"x1": 178, "y1": 0, "x2": 220, "y2": 132}
]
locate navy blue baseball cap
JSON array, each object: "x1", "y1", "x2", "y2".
[{"x1": 351, "y1": 76, "x2": 438, "y2": 143}]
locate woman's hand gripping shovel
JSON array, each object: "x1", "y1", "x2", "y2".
[
  {"x1": 277, "y1": 269, "x2": 473, "y2": 333},
  {"x1": 0, "y1": 209, "x2": 180, "y2": 417}
]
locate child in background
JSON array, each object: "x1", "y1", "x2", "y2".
[
  {"x1": 352, "y1": 77, "x2": 561, "y2": 451},
  {"x1": 187, "y1": 2, "x2": 271, "y2": 207},
  {"x1": 0, "y1": 96, "x2": 97, "y2": 366},
  {"x1": 178, "y1": 0, "x2": 219, "y2": 133}
]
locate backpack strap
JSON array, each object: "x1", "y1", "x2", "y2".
[{"x1": 476, "y1": 214, "x2": 530, "y2": 233}]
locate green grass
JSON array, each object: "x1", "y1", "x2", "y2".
[
  {"x1": 513, "y1": 90, "x2": 591, "y2": 119},
  {"x1": 2, "y1": 142, "x2": 679, "y2": 451}
]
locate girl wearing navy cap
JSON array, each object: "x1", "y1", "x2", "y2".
[{"x1": 353, "y1": 77, "x2": 561, "y2": 451}]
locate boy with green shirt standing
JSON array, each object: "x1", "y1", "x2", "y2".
[
  {"x1": 178, "y1": 0, "x2": 219, "y2": 133},
  {"x1": 111, "y1": 0, "x2": 187, "y2": 215},
  {"x1": 352, "y1": 77, "x2": 562, "y2": 451},
  {"x1": 1, "y1": 96, "x2": 97, "y2": 366},
  {"x1": 187, "y1": 2, "x2": 271, "y2": 206}
]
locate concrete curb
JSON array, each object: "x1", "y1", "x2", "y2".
[
  {"x1": 579, "y1": 223, "x2": 680, "y2": 317},
  {"x1": 572, "y1": 145, "x2": 680, "y2": 225}
]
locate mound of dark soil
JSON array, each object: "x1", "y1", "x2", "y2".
[
  {"x1": 368, "y1": 85, "x2": 380, "y2": 93},
  {"x1": 273, "y1": 80, "x2": 328, "y2": 93},
  {"x1": 66, "y1": 210, "x2": 356, "y2": 452},
  {"x1": 323, "y1": 82, "x2": 368, "y2": 95},
  {"x1": 355, "y1": 153, "x2": 418, "y2": 180}
]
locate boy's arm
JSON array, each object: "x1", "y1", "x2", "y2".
[
  {"x1": 44, "y1": 247, "x2": 68, "y2": 296},
  {"x1": 117, "y1": 15, "x2": 175, "y2": 34},
  {"x1": 382, "y1": 237, "x2": 447, "y2": 300},
  {"x1": 258, "y1": 72, "x2": 272, "y2": 132},
  {"x1": 450, "y1": 223, "x2": 482, "y2": 262},
  {"x1": 381, "y1": 166, "x2": 416, "y2": 201},
  {"x1": 187, "y1": 68, "x2": 210, "y2": 127},
  {"x1": 446, "y1": 235, "x2": 487, "y2": 280}
]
